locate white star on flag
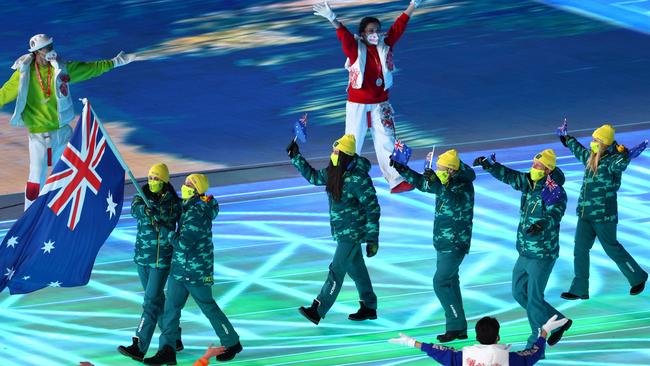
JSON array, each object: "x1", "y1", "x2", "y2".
[
  {"x1": 42, "y1": 240, "x2": 55, "y2": 254},
  {"x1": 48, "y1": 281, "x2": 62, "y2": 288},
  {"x1": 6, "y1": 236, "x2": 18, "y2": 248},
  {"x1": 22, "y1": 276, "x2": 31, "y2": 280},
  {"x1": 4, "y1": 267, "x2": 15, "y2": 280},
  {"x1": 106, "y1": 191, "x2": 117, "y2": 220}
]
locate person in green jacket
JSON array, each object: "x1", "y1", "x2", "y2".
[
  {"x1": 0, "y1": 34, "x2": 136, "y2": 209},
  {"x1": 144, "y1": 174, "x2": 242, "y2": 365},
  {"x1": 118, "y1": 163, "x2": 183, "y2": 362},
  {"x1": 390, "y1": 149, "x2": 475, "y2": 343},
  {"x1": 286, "y1": 134, "x2": 381, "y2": 325},
  {"x1": 557, "y1": 122, "x2": 648, "y2": 299},
  {"x1": 474, "y1": 149, "x2": 572, "y2": 352}
]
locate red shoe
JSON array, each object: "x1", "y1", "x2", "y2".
[{"x1": 390, "y1": 181, "x2": 414, "y2": 194}]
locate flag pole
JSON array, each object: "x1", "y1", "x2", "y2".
[
  {"x1": 81, "y1": 98, "x2": 152, "y2": 209},
  {"x1": 424, "y1": 145, "x2": 436, "y2": 190}
]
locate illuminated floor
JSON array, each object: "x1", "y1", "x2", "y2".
[{"x1": 1, "y1": 132, "x2": 649, "y2": 365}]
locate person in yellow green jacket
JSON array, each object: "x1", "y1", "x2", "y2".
[
  {"x1": 0, "y1": 34, "x2": 136, "y2": 209},
  {"x1": 557, "y1": 122, "x2": 648, "y2": 299}
]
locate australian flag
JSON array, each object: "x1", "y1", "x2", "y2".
[
  {"x1": 390, "y1": 139, "x2": 412, "y2": 165},
  {"x1": 0, "y1": 101, "x2": 125, "y2": 294},
  {"x1": 541, "y1": 175, "x2": 566, "y2": 206},
  {"x1": 293, "y1": 113, "x2": 308, "y2": 143}
]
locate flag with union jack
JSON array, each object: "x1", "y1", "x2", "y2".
[
  {"x1": 541, "y1": 174, "x2": 566, "y2": 206},
  {"x1": 293, "y1": 113, "x2": 308, "y2": 143},
  {"x1": 0, "y1": 101, "x2": 125, "y2": 294},
  {"x1": 389, "y1": 139, "x2": 412, "y2": 165}
]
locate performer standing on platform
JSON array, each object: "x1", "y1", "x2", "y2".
[
  {"x1": 312, "y1": 0, "x2": 427, "y2": 194},
  {"x1": 474, "y1": 149, "x2": 572, "y2": 353},
  {"x1": 0, "y1": 34, "x2": 136, "y2": 209},
  {"x1": 144, "y1": 174, "x2": 242, "y2": 365},
  {"x1": 287, "y1": 134, "x2": 381, "y2": 324},
  {"x1": 390, "y1": 149, "x2": 475, "y2": 342},
  {"x1": 118, "y1": 163, "x2": 184, "y2": 362},
  {"x1": 557, "y1": 122, "x2": 648, "y2": 299}
]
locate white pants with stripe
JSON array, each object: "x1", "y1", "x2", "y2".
[{"x1": 345, "y1": 101, "x2": 404, "y2": 188}]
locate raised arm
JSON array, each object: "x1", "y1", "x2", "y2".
[{"x1": 485, "y1": 161, "x2": 529, "y2": 192}]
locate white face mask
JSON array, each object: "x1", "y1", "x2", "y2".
[
  {"x1": 44, "y1": 49, "x2": 58, "y2": 62},
  {"x1": 365, "y1": 32, "x2": 379, "y2": 45}
]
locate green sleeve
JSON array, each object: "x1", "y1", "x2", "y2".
[
  {"x1": 179, "y1": 204, "x2": 209, "y2": 246},
  {"x1": 399, "y1": 167, "x2": 440, "y2": 194},
  {"x1": 291, "y1": 153, "x2": 328, "y2": 186},
  {"x1": 131, "y1": 194, "x2": 147, "y2": 220},
  {"x1": 352, "y1": 174, "x2": 380, "y2": 242},
  {"x1": 0, "y1": 70, "x2": 20, "y2": 108},
  {"x1": 608, "y1": 153, "x2": 631, "y2": 174},
  {"x1": 66, "y1": 60, "x2": 115, "y2": 83},
  {"x1": 486, "y1": 162, "x2": 529, "y2": 192},
  {"x1": 566, "y1": 135, "x2": 590, "y2": 165}
]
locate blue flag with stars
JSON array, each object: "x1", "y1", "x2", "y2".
[
  {"x1": 0, "y1": 101, "x2": 125, "y2": 294},
  {"x1": 389, "y1": 139, "x2": 412, "y2": 165},
  {"x1": 293, "y1": 113, "x2": 308, "y2": 143}
]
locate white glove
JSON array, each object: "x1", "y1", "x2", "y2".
[
  {"x1": 313, "y1": 2, "x2": 337, "y2": 22},
  {"x1": 410, "y1": 0, "x2": 424, "y2": 8},
  {"x1": 542, "y1": 314, "x2": 568, "y2": 335},
  {"x1": 388, "y1": 332, "x2": 417, "y2": 348},
  {"x1": 112, "y1": 51, "x2": 137, "y2": 68}
]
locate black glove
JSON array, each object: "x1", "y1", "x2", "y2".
[
  {"x1": 389, "y1": 158, "x2": 408, "y2": 173},
  {"x1": 144, "y1": 205, "x2": 159, "y2": 218},
  {"x1": 559, "y1": 135, "x2": 568, "y2": 148},
  {"x1": 286, "y1": 140, "x2": 300, "y2": 159},
  {"x1": 526, "y1": 222, "x2": 543, "y2": 235},
  {"x1": 366, "y1": 240, "x2": 379, "y2": 258},
  {"x1": 472, "y1": 156, "x2": 492, "y2": 170},
  {"x1": 423, "y1": 168, "x2": 435, "y2": 181}
]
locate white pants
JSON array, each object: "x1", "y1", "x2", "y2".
[
  {"x1": 25, "y1": 125, "x2": 72, "y2": 210},
  {"x1": 345, "y1": 101, "x2": 404, "y2": 188}
]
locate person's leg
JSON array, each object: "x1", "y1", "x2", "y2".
[
  {"x1": 526, "y1": 258, "x2": 563, "y2": 349},
  {"x1": 188, "y1": 284, "x2": 240, "y2": 348},
  {"x1": 345, "y1": 101, "x2": 370, "y2": 155},
  {"x1": 368, "y1": 102, "x2": 405, "y2": 189},
  {"x1": 346, "y1": 243, "x2": 377, "y2": 310},
  {"x1": 25, "y1": 133, "x2": 47, "y2": 210},
  {"x1": 568, "y1": 218, "x2": 598, "y2": 296},
  {"x1": 158, "y1": 278, "x2": 190, "y2": 351},
  {"x1": 512, "y1": 256, "x2": 529, "y2": 309},
  {"x1": 433, "y1": 251, "x2": 467, "y2": 332},
  {"x1": 593, "y1": 222, "x2": 648, "y2": 288},
  {"x1": 136, "y1": 266, "x2": 171, "y2": 354},
  {"x1": 315, "y1": 240, "x2": 358, "y2": 317}
]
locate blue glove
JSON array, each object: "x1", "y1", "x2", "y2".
[{"x1": 627, "y1": 140, "x2": 648, "y2": 159}]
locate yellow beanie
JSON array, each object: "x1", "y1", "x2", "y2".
[
  {"x1": 148, "y1": 163, "x2": 170, "y2": 183},
  {"x1": 437, "y1": 149, "x2": 460, "y2": 170},
  {"x1": 333, "y1": 134, "x2": 356, "y2": 156},
  {"x1": 534, "y1": 149, "x2": 556, "y2": 170},
  {"x1": 187, "y1": 173, "x2": 209, "y2": 194},
  {"x1": 592, "y1": 124, "x2": 615, "y2": 146}
]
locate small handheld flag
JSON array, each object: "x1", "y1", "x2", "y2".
[
  {"x1": 390, "y1": 139, "x2": 412, "y2": 165},
  {"x1": 293, "y1": 113, "x2": 308, "y2": 143}
]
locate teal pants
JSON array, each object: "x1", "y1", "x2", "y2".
[
  {"x1": 158, "y1": 277, "x2": 239, "y2": 350},
  {"x1": 434, "y1": 251, "x2": 467, "y2": 333},
  {"x1": 134, "y1": 265, "x2": 178, "y2": 353},
  {"x1": 316, "y1": 239, "x2": 377, "y2": 318},
  {"x1": 512, "y1": 256, "x2": 565, "y2": 350},
  {"x1": 569, "y1": 219, "x2": 648, "y2": 296}
]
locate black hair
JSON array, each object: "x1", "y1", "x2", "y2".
[
  {"x1": 476, "y1": 316, "x2": 500, "y2": 345},
  {"x1": 358, "y1": 17, "x2": 381, "y2": 34},
  {"x1": 326, "y1": 152, "x2": 354, "y2": 202}
]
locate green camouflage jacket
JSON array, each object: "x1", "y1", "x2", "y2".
[
  {"x1": 291, "y1": 153, "x2": 380, "y2": 243},
  {"x1": 487, "y1": 163, "x2": 567, "y2": 259},
  {"x1": 131, "y1": 184, "x2": 181, "y2": 269},
  {"x1": 169, "y1": 196, "x2": 219, "y2": 286},
  {"x1": 566, "y1": 136, "x2": 630, "y2": 223},
  {"x1": 398, "y1": 162, "x2": 475, "y2": 253}
]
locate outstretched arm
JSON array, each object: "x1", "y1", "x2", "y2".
[{"x1": 313, "y1": 2, "x2": 341, "y2": 29}]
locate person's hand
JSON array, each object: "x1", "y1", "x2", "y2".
[
  {"x1": 410, "y1": 0, "x2": 424, "y2": 8},
  {"x1": 366, "y1": 240, "x2": 379, "y2": 258},
  {"x1": 627, "y1": 140, "x2": 648, "y2": 159},
  {"x1": 144, "y1": 206, "x2": 159, "y2": 218},
  {"x1": 286, "y1": 140, "x2": 300, "y2": 159},
  {"x1": 202, "y1": 344, "x2": 226, "y2": 358},
  {"x1": 313, "y1": 2, "x2": 337, "y2": 22},
  {"x1": 112, "y1": 51, "x2": 137, "y2": 68},
  {"x1": 389, "y1": 158, "x2": 407, "y2": 173},
  {"x1": 472, "y1": 154, "x2": 495, "y2": 170},
  {"x1": 388, "y1": 332, "x2": 417, "y2": 347},
  {"x1": 542, "y1": 314, "x2": 568, "y2": 337},
  {"x1": 526, "y1": 222, "x2": 543, "y2": 235}
]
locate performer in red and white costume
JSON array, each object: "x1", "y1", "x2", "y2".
[{"x1": 313, "y1": 0, "x2": 425, "y2": 193}]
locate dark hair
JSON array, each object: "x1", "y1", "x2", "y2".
[
  {"x1": 476, "y1": 317, "x2": 500, "y2": 345},
  {"x1": 326, "y1": 152, "x2": 354, "y2": 202},
  {"x1": 358, "y1": 17, "x2": 381, "y2": 34}
]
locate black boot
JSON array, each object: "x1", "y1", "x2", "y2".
[
  {"x1": 436, "y1": 330, "x2": 468, "y2": 343},
  {"x1": 630, "y1": 280, "x2": 646, "y2": 295},
  {"x1": 216, "y1": 342, "x2": 243, "y2": 362},
  {"x1": 547, "y1": 319, "x2": 572, "y2": 346},
  {"x1": 117, "y1": 337, "x2": 145, "y2": 362},
  {"x1": 176, "y1": 327, "x2": 184, "y2": 352},
  {"x1": 348, "y1": 301, "x2": 377, "y2": 321},
  {"x1": 298, "y1": 300, "x2": 321, "y2": 325},
  {"x1": 143, "y1": 345, "x2": 177, "y2": 366},
  {"x1": 561, "y1": 292, "x2": 589, "y2": 300}
]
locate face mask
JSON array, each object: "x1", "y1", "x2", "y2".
[
  {"x1": 44, "y1": 49, "x2": 58, "y2": 62},
  {"x1": 590, "y1": 141, "x2": 601, "y2": 154},
  {"x1": 149, "y1": 180, "x2": 163, "y2": 193},
  {"x1": 530, "y1": 167, "x2": 545, "y2": 182},
  {"x1": 181, "y1": 184, "x2": 196, "y2": 200},
  {"x1": 330, "y1": 153, "x2": 339, "y2": 166},
  {"x1": 436, "y1": 170, "x2": 450, "y2": 184},
  {"x1": 365, "y1": 32, "x2": 379, "y2": 45}
]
